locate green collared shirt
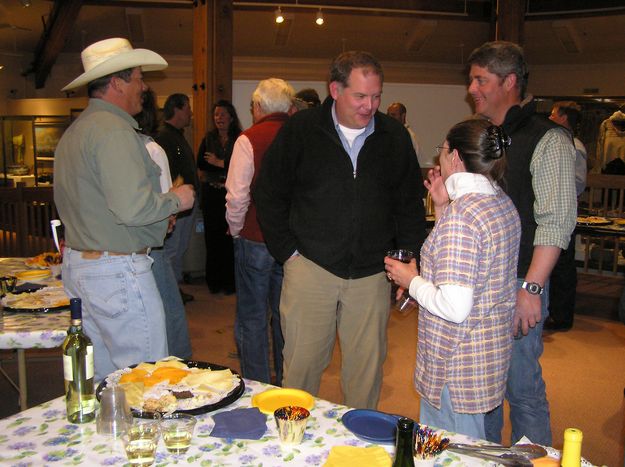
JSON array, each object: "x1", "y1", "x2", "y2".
[
  {"x1": 530, "y1": 128, "x2": 577, "y2": 249},
  {"x1": 54, "y1": 98, "x2": 180, "y2": 253}
]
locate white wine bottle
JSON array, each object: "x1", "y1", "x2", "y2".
[{"x1": 62, "y1": 298, "x2": 95, "y2": 423}]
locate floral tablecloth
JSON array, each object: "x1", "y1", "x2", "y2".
[
  {"x1": 0, "y1": 312, "x2": 69, "y2": 350},
  {"x1": 0, "y1": 258, "x2": 69, "y2": 350},
  {"x1": 0, "y1": 378, "x2": 550, "y2": 467}
]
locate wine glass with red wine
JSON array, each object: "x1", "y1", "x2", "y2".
[{"x1": 386, "y1": 249, "x2": 416, "y2": 313}]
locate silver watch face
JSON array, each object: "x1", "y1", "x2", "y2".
[{"x1": 523, "y1": 282, "x2": 543, "y2": 295}]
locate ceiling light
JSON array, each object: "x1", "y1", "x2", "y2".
[
  {"x1": 19, "y1": 0, "x2": 31, "y2": 7},
  {"x1": 315, "y1": 9, "x2": 324, "y2": 26},
  {"x1": 275, "y1": 7, "x2": 284, "y2": 24}
]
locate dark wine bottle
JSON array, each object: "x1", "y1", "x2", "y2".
[
  {"x1": 392, "y1": 417, "x2": 415, "y2": 467},
  {"x1": 62, "y1": 298, "x2": 95, "y2": 423}
]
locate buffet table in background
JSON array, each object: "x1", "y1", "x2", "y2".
[
  {"x1": 575, "y1": 216, "x2": 625, "y2": 276},
  {"x1": 0, "y1": 257, "x2": 69, "y2": 411}
]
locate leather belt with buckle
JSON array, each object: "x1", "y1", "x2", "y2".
[{"x1": 79, "y1": 248, "x2": 151, "y2": 260}]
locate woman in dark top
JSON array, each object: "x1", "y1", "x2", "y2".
[{"x1": 197, "y1": 100, "x2": 242, "y2": 294}]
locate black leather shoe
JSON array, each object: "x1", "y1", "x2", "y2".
[
  {"x1": 543, "y1": 316, "x2": 572, "y2": 332},
  {"x1": 179, "y1": 289, "x2": 194, "y2": 304}
]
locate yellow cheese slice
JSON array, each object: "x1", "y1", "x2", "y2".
[
  {"x1": 154, "y1": 356, "x2": 187, "y2": 369},
  {"x1": 120, "y1": 381, "x2": 144, "y2": 408},
  {"x1": 135, "y1": 362, "x2": 157, "y2": 373},
  {"x1": 181, "y1": 369, "x2": 234, "y2": 391},
  {"x1": 15, "y1": 269, "x2": 51, "y2": 280}
]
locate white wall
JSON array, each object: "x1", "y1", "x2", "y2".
[
  {"x1": 232, "y1": 80, "x2": 473, "y2": 167},
  {"x1": 232, "y1": 80, "x2": 326, "y2": 130}
]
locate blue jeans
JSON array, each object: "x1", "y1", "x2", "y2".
[
  {"x1": 151, "y1": 248, "x2": 192, "y2": 359},
  {"x1": 233, "y1": 237, "x2": 284, "y2": 384},
  {"x1": 164, "y1": 203, "x2": 198, "y2": 282},
  {"x1": 420, "y1": 385, "x2": 485, "y2": 440},
  {"x1": 484, "y1": 279, "x2": 551, "y2": 445},
  {"x1": 62, "y1": 248, "x2": 169, "y2": 382}
]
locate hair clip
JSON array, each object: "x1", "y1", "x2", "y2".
[{"x1": 486, "y1": 126, "x2": 510, "y2": 159}]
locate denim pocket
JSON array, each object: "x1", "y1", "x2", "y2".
[{"x1": 77, "y1": 269, "x2": 129, "y2": 319}]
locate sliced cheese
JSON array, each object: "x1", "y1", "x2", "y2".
[
  {"x1": 120, "y1": 381, "x2": 144, "y2": 408},
  {"x1": 181, "y1": 369, "x2": 234, "y2": 391}
]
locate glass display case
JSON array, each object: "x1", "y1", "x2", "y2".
[
  {"x1": 535, "y1": 96, "x2": 625, "y2": 172},
  {"x1": 0, "y1": 115, "x2": 70, "y2": 187}
]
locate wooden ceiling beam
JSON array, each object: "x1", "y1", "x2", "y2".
[
  {"x1": 82, "y1": 0, "x2": 192, "y2": 8},
  {"x1": 30, "y1": 0, "x2": 84, "y2": 89}
]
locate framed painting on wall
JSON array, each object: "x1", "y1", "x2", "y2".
[{"x1": 34, "y1": 123, "x2": 66, "y2": 158}]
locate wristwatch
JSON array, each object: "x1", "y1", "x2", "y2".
[{"x1": 521, "y1": 281, "x2": 544, "y2": 295}]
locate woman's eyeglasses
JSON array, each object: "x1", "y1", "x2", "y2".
[{"x1": 435, "y1": 145, "x2": 450, "y2": 156}]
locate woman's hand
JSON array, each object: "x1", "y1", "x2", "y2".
[
  {"x1": 204, "y1": 152, "x2": 224, "y2": 168},
  {"x1": 424, "y1": 166, "x2": 449, "y2": 208},
  {"x1": 384, "y1": 257, "x2": 418, "y2": 290}
]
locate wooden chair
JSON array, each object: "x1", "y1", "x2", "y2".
[
  {"x1": 0, "y1": 184, "x2": 57, "y2": 257},
  {"x1": 577, "y1": 174, "x2": 625, "y2": 276},
  {"x1": 580, "y1": 173, "x2": 625, "y2": 217}
]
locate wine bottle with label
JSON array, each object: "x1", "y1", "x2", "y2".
[{"x1": 62, "y1": 298, "x2": 95, "y2": 423}]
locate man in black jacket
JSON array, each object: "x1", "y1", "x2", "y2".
[{"x1": 254, "y1": 51, "x2": 426, "y2": 409}]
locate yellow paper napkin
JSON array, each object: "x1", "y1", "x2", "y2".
[{"x1": 324, "y1": 446, "x2": 392, "y2": 467}]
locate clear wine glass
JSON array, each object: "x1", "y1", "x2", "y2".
[{"x1": 386, "y1": 249, "x2": 416, "y2": 313}]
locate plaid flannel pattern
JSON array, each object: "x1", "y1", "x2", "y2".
[
  {"x1": 530, "y1": 128, "x2": 577, "y2": 250},
  {"x1": 415, "y1": 190, "x2": 521, "y2": 413}
]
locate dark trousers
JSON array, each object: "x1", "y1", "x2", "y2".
[
  {"x1": 548, "y1": 233, "x2": 577, "y2": 326},
  {"x1": 202, "y1": 184, "x2": 235, "y2": 291}
]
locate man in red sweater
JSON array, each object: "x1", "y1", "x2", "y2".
[{"x1": 225, "y1": 78, "x2": 295, "y2": 385}]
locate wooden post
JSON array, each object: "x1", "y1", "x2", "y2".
[
  {"x1": 15, "y1": 183, "x2": 27, "y2": 257},
  {"x1": 192, "y1": 0, "x2": 233, "y2": 155},
  {"x1": 495, "y1": 0, "x2": 525, "y2": 44}
]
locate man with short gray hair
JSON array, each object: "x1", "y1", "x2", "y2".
[{"x1": 225, "y1": 78, "x2": 295, "y2": 384}]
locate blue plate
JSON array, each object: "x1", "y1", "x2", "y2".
[{"x1": 341, "y1": 409, "x2": 401, "y2": 444}]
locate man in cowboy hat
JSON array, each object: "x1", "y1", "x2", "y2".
[{"x1": 54, "y1": 37, "x2": 195, "y2": 381}]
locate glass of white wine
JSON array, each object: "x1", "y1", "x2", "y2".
[
  {"x1": 161, "y1": 413, "x2": 197, "y2": 454},
  {"x1": 386, "y1": 249, "x2": 416, "y2": 313},
  {"x1": 122, "y1": 413, "x2": 161, "y2": 466}
]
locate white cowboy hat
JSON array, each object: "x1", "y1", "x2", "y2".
[{"x1": 62, "y1": 37, "x2": 167, "y2": 91}]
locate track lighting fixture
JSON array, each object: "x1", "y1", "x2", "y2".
[
  {"x1": 275, "y1": 6, "x2": 284, "y2": 24},
  {"x1": 315, "y1": 9, "x2": 324, "y2": 26}
]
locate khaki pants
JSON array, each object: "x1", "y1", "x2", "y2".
[{"x1": 280, "y1": 255, "x2": 391, "y2": 409}]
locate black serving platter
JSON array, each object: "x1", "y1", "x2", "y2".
[{"x1": 96, "y1": 359, "x2": 245, "y2": 417}]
